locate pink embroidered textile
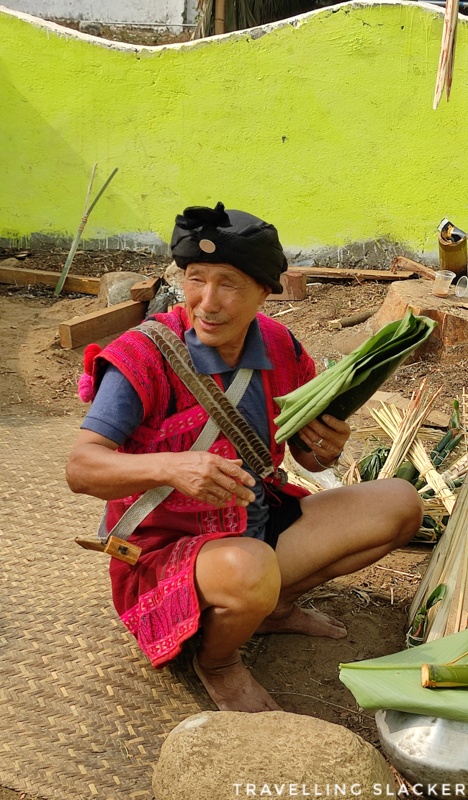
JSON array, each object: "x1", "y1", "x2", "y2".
[{"x1": 89, "y1": 307, "x2": 316, "y2": 667}]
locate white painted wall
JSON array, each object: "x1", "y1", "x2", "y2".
[{"x1": 2, "y1": 0, "x2": 197, "y2": 25}]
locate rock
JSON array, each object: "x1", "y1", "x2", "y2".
[
  {"x1": 164, "y1": 261, "x2": 185, "y2": 292},
  {"x1": 98, "y1": 271, "x2": 146, "y2": 308},
  {"x1": 0, "y1": 257, "x2": 21, "y2": 268},
  {"x1": 78, "y1": 20, "x2": 103, "y2": 37},
  {"x1": 152, "y1": 711, "x2": 397, "y2": 800},
  {"x1": 145, "y1": 286, "x2": 174, "y2": 316}
]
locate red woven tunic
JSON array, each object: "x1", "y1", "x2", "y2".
[{"x1": 90, "y1": 306, "x2": 316, "y2": 667}]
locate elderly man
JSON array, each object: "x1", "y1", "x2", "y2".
[{"x1": 66, "y1": 202, "x2": 423, "y2": 713}]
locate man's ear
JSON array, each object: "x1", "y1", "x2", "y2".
[{"x1": 260, "y1": 285, "x2": 271, "y2": 302}]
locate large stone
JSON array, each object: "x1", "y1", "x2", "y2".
[
  {"x1": 152, "y1": 711, "x2": 397, "y2": 800},
  {"x1": 164, "y1": 260, "x2": 185, "y2": 292},
  {"x1": 98, "y1": 271, "x2": 147, "y2": 307}
]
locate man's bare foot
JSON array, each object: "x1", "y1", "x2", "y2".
[
  {"x1": 256, "y1": 603, "x2": 347, "y2": 638},
  {"x1": 193, "y1": 652, "x2": 282, "y2": 712}
]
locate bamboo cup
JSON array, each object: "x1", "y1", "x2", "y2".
[{"x1": 438, "y1": 233, "x2": 467, "y2": 278}]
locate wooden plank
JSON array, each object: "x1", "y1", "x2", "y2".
[
  {"x1": 365, "y1": 390, "x2": 449, "y2": 428},
  {"x1": 267, "y1": 271, "x2": 307, "y2": 301},
  {"x1": 0, "y1": 263, "x2": 100, "y2": 295},
  {"x1": 289, "y1": 265, "x2": 415, "y2": 281},
  {"x1": 130, "y1": 277, "x2": 160, "y2": 301},
  {"x1": 59, "y1": 300, "x2": 147, "y2": 349},
  {"x1": 390, "y1": 256, "x2": 436, "y2": 281}
]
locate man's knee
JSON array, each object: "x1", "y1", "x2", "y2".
[
  {"x1": 224, "y1": 540, "x2": 281, "y2": 612},
  {"x1": 198, "y1": 538, "x2": 281, "y2": 615},
  {"x1": 388, "y1": 478, "x2": 424, "y2": 544}
]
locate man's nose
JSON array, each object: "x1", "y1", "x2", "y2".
[{"x1": 199, "y1": 282, "x2": 220, "y2": 311}]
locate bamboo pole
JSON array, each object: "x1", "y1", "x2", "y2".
[
  {"x1": 422, "y1": 663, "x2": 468, "y2": 687},
  {"x1": 433, "y1": 0, "x2": 460, "y2": 109},
  {"x1": 214, "y1": 0, "x2": 225, "y2": 34},
  {"x1": 54, "y1": 166, "x2": 118, "y2": 297}
]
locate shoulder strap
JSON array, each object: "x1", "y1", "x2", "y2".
[
  {"x1": 98, "y1": 364, "x2": 254, "y2": 543},
  {"x1": 136, "y1": 320, "x2": 274, "y2": 479}
]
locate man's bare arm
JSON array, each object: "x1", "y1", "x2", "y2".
[{"x1": 66, "y1": 429, "x2": 256, "y2": 507}]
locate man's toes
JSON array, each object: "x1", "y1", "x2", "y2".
[
  {"x1": 329, "y1": 625, "x2": 347, "y2": 638},
  {"x1": 319, "y1": 612, "x2": 347, "y2": 634},
  {"x1": 324, "y1": 619, "x2": 347, "y2": 638}
]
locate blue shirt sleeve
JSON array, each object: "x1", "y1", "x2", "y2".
[{"x1": 81, "y1": 364, "x2": 144, "y2": 445}]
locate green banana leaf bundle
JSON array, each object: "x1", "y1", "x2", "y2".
[
  {"x1": 339, "y1": 629, "x2": 468, "y2": 722},
  {"x1": 358, "y1": 445, "x2": 391, "y2": 481},
  {"x1": 274, "y1": 310, "x2": 437, "y2": 445}
]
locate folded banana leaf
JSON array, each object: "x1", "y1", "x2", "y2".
[
  {"x1": 274, "y1": 310, "x2": 437, "y2": 445},
  {"x1": 339, "y1": 629, "x2": 468, "y2": 722}
]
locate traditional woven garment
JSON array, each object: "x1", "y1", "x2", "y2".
[{"x1": 88, "y1": 306, "x2": 316, "y2": 667}]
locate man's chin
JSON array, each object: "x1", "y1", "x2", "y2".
[{"x1": 194, "y1": 321, "x2": 226, "y2": 341}]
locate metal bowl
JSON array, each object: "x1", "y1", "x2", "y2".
[{"x1": 376, "y1": 709, "x2": 468, "y2": 793}]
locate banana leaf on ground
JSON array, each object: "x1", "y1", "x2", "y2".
[
  {"x1": 339, "y1": 629, "x2": 468, "y2": 722},
  {"x1": 274, "y1": 310, "x2": 437, "y2": 445}
]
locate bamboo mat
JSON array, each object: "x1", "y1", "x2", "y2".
[{"x1": 0, "y1": 410, "x2": 262, "y2": 799}]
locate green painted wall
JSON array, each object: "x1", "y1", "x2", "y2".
[{"x1": 1, "y1": 2, "x2": 467, "y2": 260}]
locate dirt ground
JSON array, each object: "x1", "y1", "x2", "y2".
[{"x1": 2, "y1": 249, "x2": 466, "y2": 796}]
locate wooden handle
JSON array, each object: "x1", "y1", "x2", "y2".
[
  {"x1": 75, "y1": 536, "x2": 141, "y2": 565},
  {"x1": 75, "y1": 537, "x2": 106, "y2": 553}
]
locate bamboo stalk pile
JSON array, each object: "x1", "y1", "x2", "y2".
[
  {"x1": 363, "y1": 381, "x2": 468, "y2": 642},
  {"x1": 345, "y1": 380, "x2": 467, "y2": 642},
  {"x1": 409, "y1": 479, "x2": 468, "y2": 640},
  {"x1": 281, "y1": 378, "x2": 467, "y2": 644},
  {"x1": 370, "y1": 396, "x2": 457, "y2": 514}
]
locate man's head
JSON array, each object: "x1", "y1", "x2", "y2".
[{"x1": 170, "y1": 202, "x2": 287, "y2": 295}]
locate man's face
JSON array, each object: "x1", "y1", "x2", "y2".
[{"x1": 183, "y1": 263, "x2": 270, "y2": 355}]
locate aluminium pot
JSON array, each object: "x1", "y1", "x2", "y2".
[{"x1": 376, "y1": 709, "x2": 468, "y2": 794}]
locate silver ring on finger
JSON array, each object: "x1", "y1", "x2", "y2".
[{"x1": 316, "y1": 438, "x2": 324, "y2": 447}]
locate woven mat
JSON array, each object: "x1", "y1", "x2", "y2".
[{"x1": 0, "y1": 410, "x2": 264, "y2": 800}]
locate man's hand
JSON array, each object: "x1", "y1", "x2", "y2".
[
  {"x1": 291, "y1": 414, "x2": 351, "y2": 471},
  {"x1": 167, "y1": 453, "x2": 256, "y2": 508},
  {"x1": 66, "y1": 429, "x2": 257, "y2": 504}
]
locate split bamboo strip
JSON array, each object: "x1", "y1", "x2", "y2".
[
  {"x1": 373, "y1": 381, "x2": 444, "y2": 481},
  {"x1": 441, "y1": 453, "x2": 468, "y2": 483},
  {"x1": 443, "y1": 538, "x2": 468, "y2": 638},
  {"x1": 342, "y1": 461, "x2": 361, "y2": 486},
  {"x1": 463, "y1": 387, "x2": 468, "y2": 452},
  {"x1": 405, "y1": 439, "x2": 456, "y2": 514},
  {"x1": 426, "y1": 540, "x2": 465, "y2": 640},
  {"x1": 418, "y1": 449, "x2": 468, "y2": 494},
  {"x1": 424, "y1": 487, "x2": 468, "y2": 640},
  {"x1": 409, "y1": 478, "x2": 468, "y2": 632},
  {"x1": 422, "y1": 497, "x2": 450, "y2": 526},
  {"x1": 282, "y1": 449, "x2": 324, "y2": 495},
  {"x1": 370, "y1": 398, "x2": 456, "y2": 514}
]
